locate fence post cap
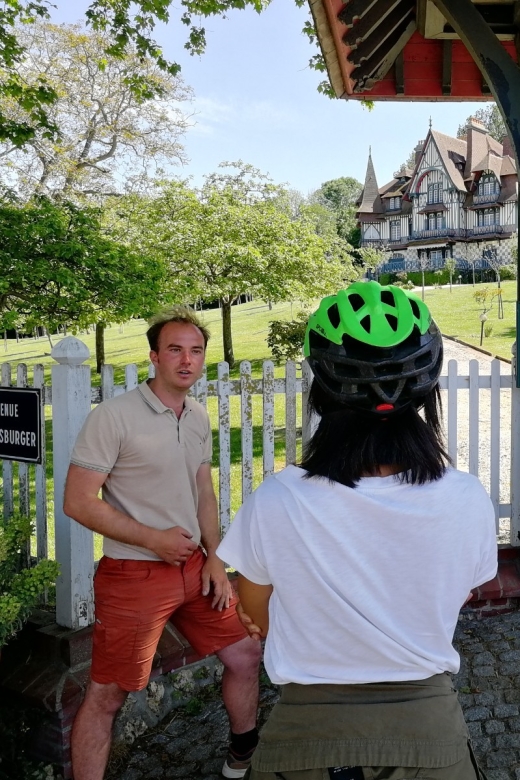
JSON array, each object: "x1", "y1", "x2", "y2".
[{"x1": 51, "y1": 336, "x2": 90, "y2": 365}]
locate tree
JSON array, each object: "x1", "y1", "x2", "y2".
[
  {"x1": 0, "y1": 0, "x2": 266, "y2": 147},
  {"x1": 359, "y1": 245, "x2": 386, "y2": 278},
  {"x1": 0, "y1": 22, "x2": 191, "y2": 201},
  {"x1": 310, "y1": 177, "x2": 363, "y2": 245},
  {"x1": 457, "y1": 105, "x2": 506, "y2": 143},
  {"x1": 125, "y1": 164, "x2": 354, "y2": 367},
  {"x1": 444, "y1": 257, "x2": 457, "y2": 292},
  {"x1": 0, "y1": 197, "x2": 169, "y2": 370},
  {"x1": 418, "y1": 255, "x2": 430, "y2": 301}
]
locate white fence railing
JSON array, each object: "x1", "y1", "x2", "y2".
[{"x1": 0, "y1": 336, "x2": 519, "y2": 629}]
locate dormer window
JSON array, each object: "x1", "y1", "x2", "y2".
[
  {"x1": 389, "y1": 196, "x2": 401, "y2": 210},
  {"x1": 478, "y1": 173, "x2": 499, "y2": 196},
  {"x1": 427, "y1": 182, "x2": 443, "y2": 204}
]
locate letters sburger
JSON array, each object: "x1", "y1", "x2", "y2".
[{"x1": 0, "y1": 388, "x2": 41, "y2": 463}]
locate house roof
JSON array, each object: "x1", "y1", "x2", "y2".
[
  {"x1": 357, "y1": 152, "x2": 384, "y2": 215},
  {"x1": 430, "y1": 130, "x2": 467, "y2": 191}
]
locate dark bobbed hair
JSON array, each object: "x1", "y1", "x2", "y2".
[
  {"x1": 301, "y1": 378, "x2": 450, "y2": 489},
  {"x1": 146, "y1": 306, "x2": 210, "y2": 353}
]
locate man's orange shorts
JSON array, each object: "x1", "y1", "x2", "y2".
[{"x1": 91, "y1": 548, "x2": 248, "y2": 691}]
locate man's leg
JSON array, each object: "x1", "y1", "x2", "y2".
[
  {"x1": 217, "y1": 636, "x2": 262, "y2": 733},
  {"x1": 71, "y1": 680, "x2": 128, "y2": 780}
]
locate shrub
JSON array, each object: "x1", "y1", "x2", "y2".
[
  {"x1": 0, "y1": 515, "x2": 60, "y2": 648},
  {"x1": 267, "y1": 312, "x2": 309, "y2": 363},
  {"x1": 500, "y1": 264, "x2": 517, "y2": 281}
]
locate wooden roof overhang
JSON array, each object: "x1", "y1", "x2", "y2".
[{"x1": 308, "y1": 0, "x2": 519, "y2": 100}]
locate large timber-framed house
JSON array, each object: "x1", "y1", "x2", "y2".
[{"x1": 357, "y1": 118, "x2": 518, "y2": 275}]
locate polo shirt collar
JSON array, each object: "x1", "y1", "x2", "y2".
[{"x1": 138, "y1": 380, "x2": 194, "y2": 415}]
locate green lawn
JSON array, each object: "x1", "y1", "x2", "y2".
[
  {"x1": 422, "y1": 280, "x2": 516, "y2": 361},
  {"x1": 0, "y1": 299, "x2": 299, "y2": 384}
]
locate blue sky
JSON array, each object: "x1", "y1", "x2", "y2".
[{"x1": 53, "y1": 1, "x2": 488, "y2": 194}]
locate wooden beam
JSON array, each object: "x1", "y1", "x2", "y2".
[
  {"x1": 338, "y1": 0, "x2": 379, "y2": 28},
  {"x1": 354, "y1": 16, "x2": 416, "y2": 90},
  {"x1": 342, "y1": 0, "x2": 402, "y2": 45},
  {"x1": 395, "y1": 50, "x2": 405, "y2": 94},
  {"x1": 442, "y1": 39, "x2": 452, "y2": 95},
  {"x1": 348, "y1": 2, "x2": 414, "y2": 64}
]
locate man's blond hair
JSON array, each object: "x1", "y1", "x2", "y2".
[{"x1": 146, "y1": 306, "x2": 210, "y2": 352}]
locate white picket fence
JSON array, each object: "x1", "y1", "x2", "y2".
[{"x1": 1, "y1": 336, "x2": 519, "y2": 629}]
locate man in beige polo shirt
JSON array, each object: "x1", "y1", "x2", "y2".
[{"x1": 64, "y1": 307, "x2": 261, "y2": 780}]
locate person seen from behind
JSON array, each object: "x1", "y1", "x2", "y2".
[{"x1": 217, "y1": 280, "x2": 497, "y2": 780}]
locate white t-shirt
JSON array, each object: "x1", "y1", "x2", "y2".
[{"x1": 217, "y1": 465, "x2": 497, "y2": 686}]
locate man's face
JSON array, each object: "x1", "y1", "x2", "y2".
[{"x1": 150, "y1": 322, "x2": 205, "y2": 392}]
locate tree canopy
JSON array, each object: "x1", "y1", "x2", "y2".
[
  {"x1": 113, "y1": 163, "x2": 355, "y2": 367},
  {"x1": 0, "y1": 196, "x2": 167, "y2": 340},
  {"x1": 310, "y1": 176, "x2": 362, "y2": 246},
  {"x1": 0, "y1": 0, "x2": 269, "y2": 146},
  {"x1": 0, "y1": 21, "x2": 191, "y2": 200},
  {"x1": 457, "y1": 105, "x2": 506, "y2": 143}
]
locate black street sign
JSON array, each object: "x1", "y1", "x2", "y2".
[{"x1": 0, "y1": 387, "x2": 42, "y2": 464}]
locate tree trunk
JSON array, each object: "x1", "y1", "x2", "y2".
[
  {"x1": 221, "y1": 299, "x2": 235, "y2": 368},
  {"x1": 96, "y1": 322, "x2": 106, "y2": 374},
  {"x1": 45, "y1": 328, "x2": 53, "y2": 350}
]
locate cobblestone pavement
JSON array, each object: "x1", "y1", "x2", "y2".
[{"x1": 106, "y1": 611, "x2": 520, "y2": 780}]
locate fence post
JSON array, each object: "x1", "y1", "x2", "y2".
[
  {"x1": 511, "y1": 342, "x2": 520, "y2": 545},
  {"x1": 51, "y1": 337, "x2": 94, "y2": 628}
]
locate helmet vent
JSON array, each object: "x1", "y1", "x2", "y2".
[
  {"x1": 381, "y1": 290, "x2": 395, "y2": 307},
  {"x1": 348, "y1": 293, "x2": 364, "y2": 312},
  {"x1": 410, "y1": 299, "x2": 421, "y2": 319},
  {"x1": 385, "y1": 314, "x2": 398, "y2": 332},
  {"x1": 327, "y1": 303, "x2": 341, "y2": 328},
  {"x1": 360, "y1": 315, "x2": 371, "y2": 333}
]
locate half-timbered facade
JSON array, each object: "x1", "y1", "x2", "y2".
[{"x1": 357, "y1": 118, "x2": 518, "y2": 275}]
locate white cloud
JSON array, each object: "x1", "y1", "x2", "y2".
[{"x1": 189, "y1": 95, "x2": 297, "y2": 136}]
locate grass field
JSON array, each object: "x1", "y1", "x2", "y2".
[
  {"x1": 2, "y1": 285, "x2": 517, "y2": 561},
  {"x1": 422, "y1": 279, "x2": 516, "y2": 360},
  {"x1": 0, "y1": 300, "x2": 298, "y2": 383}
]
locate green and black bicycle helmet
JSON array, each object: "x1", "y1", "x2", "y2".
[{"x1": 304, "y1": 280, "x2": 443, "y2": 415}]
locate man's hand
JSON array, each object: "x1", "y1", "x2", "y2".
[
  {"x1": 236, "y1": 602, "x2": 263, "y2": 642},
  {"x1": 201, "y1": 554, "x2": 233, "y2": 611},
  {"x1": 151, "y1": 526, "x2": 198, "y2": 566}
]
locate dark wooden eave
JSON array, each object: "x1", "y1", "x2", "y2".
[{"x1": 308, "y1": 0, "x2": 519, "y2": 100}]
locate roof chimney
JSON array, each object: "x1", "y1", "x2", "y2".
[
  {"x1": 464, "y1": 118, "x2": 489, "y2": 180},
  {"x1": 415, "y1": 140, "x2": 425, "y2": 165},
  {"x1": 502, "y1": 133, "x2": 514, "y2": 158},
  {"x1": 467, "y1": 116, "x2": 487, "y2": 134}
]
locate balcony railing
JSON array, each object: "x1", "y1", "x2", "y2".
[
  {"x1": 410, "y1": 228, "x2": 462, "y2": 241},
  {"x1": 467, "y1": 225, "x2": 504, "y2": 237},
  {"x1": 473, "y1": 192, "x2": 500, "y2": 205}
]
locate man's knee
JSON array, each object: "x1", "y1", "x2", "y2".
[
  {"x1": 217, "y1": 637, "x2": 262, "y2": 674},
  {"x1": 81, "y1": 680, "x2": 129, "y2": 716}
]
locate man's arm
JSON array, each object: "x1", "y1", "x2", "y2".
[
  {"x1": 196, "y1": 462, "x2": 232, "y2": 610},
  {"x1": 64, "y1": 464, "x2": 197, "y2": 565},
  {"x1": 237, "y1": 576, "x2": 273, "y2": 638}
]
